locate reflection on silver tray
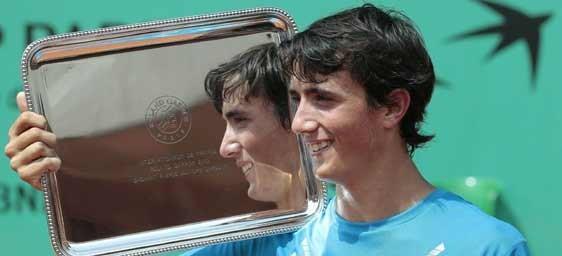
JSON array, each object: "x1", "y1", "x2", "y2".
[{"x1": 21, "y1": 8, "x2": 326, "y2": 256}]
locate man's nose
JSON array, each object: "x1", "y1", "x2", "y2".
[
  {"x1": 291, "y1": 102, "x2": 319, "y2": 134},
  {"x1": 219, "y1": 129, "x2": 241, "y2": 158}
]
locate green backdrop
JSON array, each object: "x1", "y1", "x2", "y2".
[{"x1": 1, "y1": 0, "x2": 560, "y2": 255}]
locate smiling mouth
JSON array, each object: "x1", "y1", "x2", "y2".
[
  {"x1": 308, "y1": 141, "x2": 332, "y2": 154},
  {"x1": 241, "y1": 162, "x2": 254, "y2": 176}
]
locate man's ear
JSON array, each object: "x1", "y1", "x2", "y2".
[{"x1": 382, "y1": 89, "x2": 410, "y2": 129}]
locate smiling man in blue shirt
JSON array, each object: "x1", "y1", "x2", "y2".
[{"x1": 183, "y1": 3, "x2": 529, "y2": 256}]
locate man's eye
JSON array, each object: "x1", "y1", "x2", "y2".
[
  {"x1": 289, "y1": 95, "x2": 300, "y2": 103},
  {"x1": 233, "y1": 117, "x2": 248, "y2": 124},
  {"x1": 314, "y1": 94, "x2": 332, "y2": 102}
]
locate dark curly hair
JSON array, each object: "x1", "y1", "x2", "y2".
[
  {"x1": 204, "y1": 42, "x2": 290, "y2": 129},
  {"x1": 281, "y1": 4, "x2": 435, "y2": 154}
]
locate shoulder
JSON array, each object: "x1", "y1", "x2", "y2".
[
  {"x1": 428, "y1": 190, "x2": 523, "y2": 236},
  {"x1": 423, "y1": 190, "x2": 528, "y2": 255}
]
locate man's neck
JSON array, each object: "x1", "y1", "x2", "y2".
[{"x1": 334, "y1": 141, "x2": 434, "y2": 222}]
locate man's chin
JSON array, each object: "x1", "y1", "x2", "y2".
[
  {"x1": 247, "y1": 187, "x2": 260, "y2": 201},
  {"x1": 247, "y1": 188, "x2": 273, "y2": 203},
  {"x1": 313, "y1": 162, "x2": 334, "y2": 180}
]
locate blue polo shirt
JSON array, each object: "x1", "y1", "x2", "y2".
[{"x1": 183, "y1": 189, "x2": 529, "y2": 255}]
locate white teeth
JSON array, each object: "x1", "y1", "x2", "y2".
[
  {"x1": 309, "y1": 141, "x2": 331, "y2": 153},
  {"x1": 241, "y1": 163, "x2": 253, "y2": 176}
]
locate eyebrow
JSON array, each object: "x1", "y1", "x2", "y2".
[
  {"x1": 289, "y1": 84, "x2": 335, "y2": 97},
  {"x1": 223, "y1": 109, "x2": 247, "y2": 120}
]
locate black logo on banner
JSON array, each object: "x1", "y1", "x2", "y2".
[
  {"x1": 25, "y1": 21, "x2": 122, "y2": 46},
  {"x1": 0, "y1": 21, "x2": 122, "y2": 110},
  {"x1": 25, "y1": 22, "x2": 54, "y2": 45},
  {"x1": 0, "y1": 182, "x2": 42, "y2": 214},
  {"x1": 450, "y1": 0, "x2": 552, "y2": 89},
  {"x1": 435, "y1": 78, "x2": 450, "y2": 89}
]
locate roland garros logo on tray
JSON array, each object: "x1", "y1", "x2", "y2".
[{"x1": 145, "y1": 96, "x2": 191, "y2": 144}]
